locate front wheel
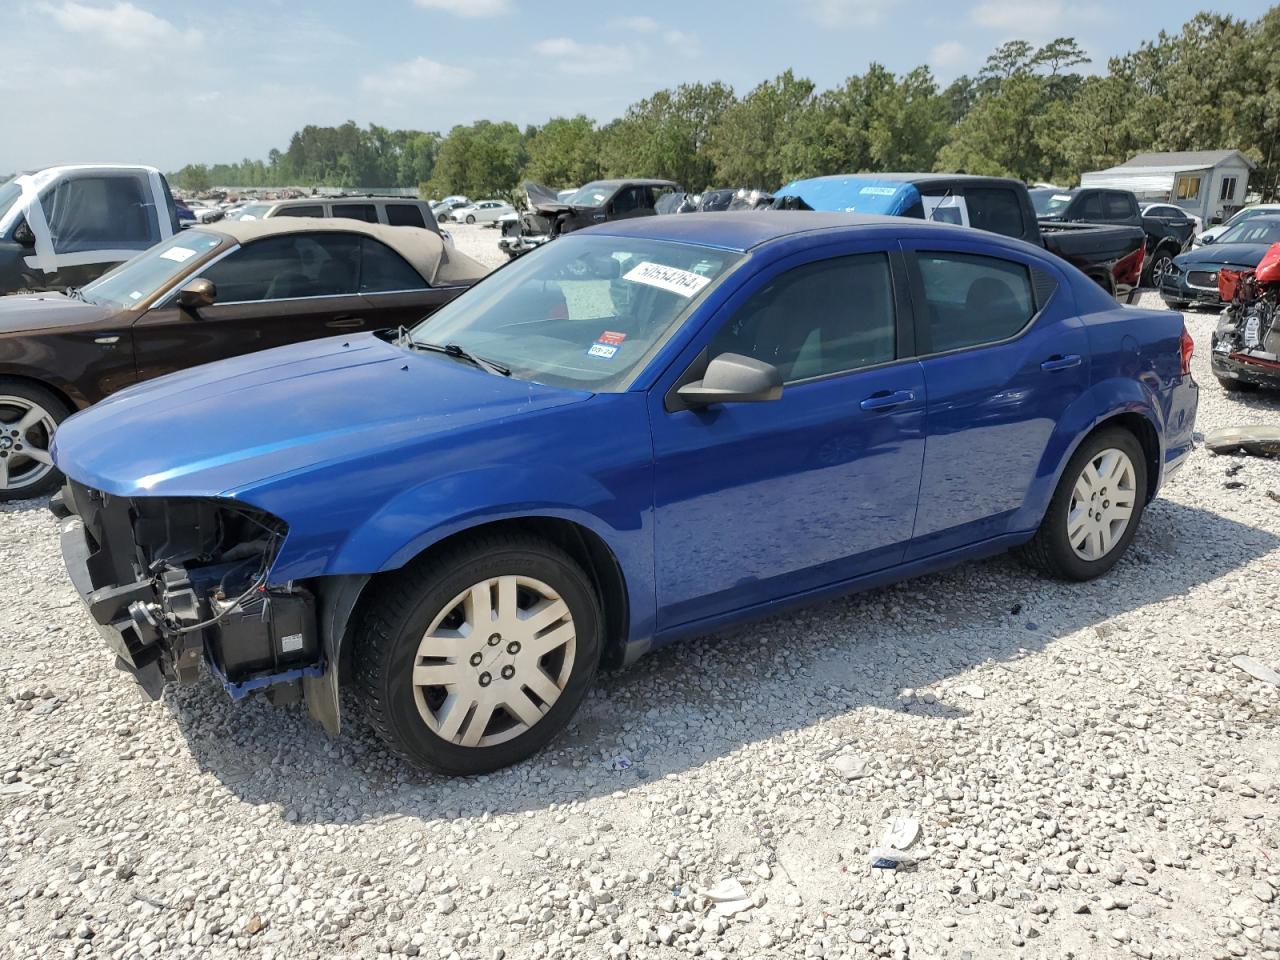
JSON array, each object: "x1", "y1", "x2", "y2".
[
  {"x1": 1144, "y1": 252, "x2": 1174, "y2": 288},
  {"x1": 353, "y1": 533, "x2": 602, "y2": 775},
  {"x1": 465, "y1": 214, "x2": 476, "y2": 224},
  {"x1": 0, "y1": 381, "x2": 71, "y2": 501},
  {"x1": 1018, "y1": 427, "x2": 1147, "y2": 581}
]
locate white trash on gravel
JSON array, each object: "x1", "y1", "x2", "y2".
[{"x1": 2, "y1": 292, "x2": 1279, "y2": 960}]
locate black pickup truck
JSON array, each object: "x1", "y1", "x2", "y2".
[
  {"x1": 1030, "y1": 187, "x2": 1195, "y2": 289},
  {"x1": 772, "y1": 174, "x2": 1147, "y2": 302}
]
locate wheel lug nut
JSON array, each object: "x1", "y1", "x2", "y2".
[
  {"x1": 501, "y1": 665, "x2": 515, "y2": 680},
  {"x1": 488, "y1": 633, "x2": 501, "y2": 646},
  {"x1": 478, "y1": 672, "x2": 492, "y2": 687},
  {"x1": 506, "y1": 641, "x2": 520, "y2": 655},
  {"x1": 469, "y1": 652, "x2": 483, "y2": 667}
]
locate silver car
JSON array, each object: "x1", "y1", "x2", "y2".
[{"x1": 449, "y1": 200, "x2": 515, "y2": 225}]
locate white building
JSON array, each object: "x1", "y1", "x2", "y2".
[{"x1": 1080, "y1": 150, "x2": 1255, "y2": 225}]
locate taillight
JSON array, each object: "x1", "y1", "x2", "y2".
[
  {"x1": 1116, "y1": 240, "x2": 1146, "y2": 287},
  {"x1": 1180, "y1": 325, "x2": 1194, "y2": 375}
]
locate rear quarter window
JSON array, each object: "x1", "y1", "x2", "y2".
[{"x1": 964, "y1": 188, "x2": 1026, "y2": 238}]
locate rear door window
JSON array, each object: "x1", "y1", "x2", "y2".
[
  {"x1": 386, "y1": 204, "x2": 426, "y2": 227},
  {"x1": 40, "y1": 173, "x2": 159, "y2": 252},
  {"x1": 332, "y1": 203, "x2": 379, "y2": 223},
  {"x1": 200, "y1": 233, "x2": 361, "y2": 302},
  {"x1": 915, "y1": 252, "x2": 1036, "y2": 353},
  {"x1": 964, "y1": 188, "x2": 1026, "y2": 238},
  {"x1": 273, "y1": 204, "x2": 325, "y2": 218}
]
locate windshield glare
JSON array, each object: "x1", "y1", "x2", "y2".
[
  {"x1": 1218, "y1": 221, "x2": 1280, "y2": 246},
  {"x1": 82, "y1": 231, "x2": 223, "y2": 308},
  {"x1": 1030, "y1": 189, "x2": 1074, "y2": 217},
  {"x1": 568, "y1": 182, "x2": 611, "y2": 206},
  {"x1": 411, "y1": 235, "x2": 743, "y2": 391},
  {"x1": 234, "y1": 203, "x2": 272, "y2": 220},
  {"x1": 0, "y1": 177, "x2": 22, "y2": 226}
]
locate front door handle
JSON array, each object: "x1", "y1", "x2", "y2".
[
  {"x1": 1040, "y1": 354, "x2": 1082, "y2": 372},
  {"x1": 326, "y1": 316, "x2": 365, "y2": 329},
  {"x1": 860, "y1": 389, "x2": 916, "y2": 411}
]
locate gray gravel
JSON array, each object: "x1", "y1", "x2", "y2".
[{"x1": 2, "y1": 291, "x2": 1278, "y2": 960}]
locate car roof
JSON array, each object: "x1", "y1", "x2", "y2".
[
  {"x1": 196, "y1": 217, "x2": 486, "y2": 285},
  {"x1": 580, "y1": 210, "x2": 969, "y2": 252},
  {"x1": 783, "y1": 172, "x2": 1024, "y2": 190},
  {"x1": 581, "y1": 178, "x2": 679, "y2": 189}
]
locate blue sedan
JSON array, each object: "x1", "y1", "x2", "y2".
[{"x1": 52, "y1": 212, "x2": 1199, "y2": 773}]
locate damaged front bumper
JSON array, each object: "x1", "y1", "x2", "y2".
[
  {"x1": 54, "y1": 482, "x2": 323, "y2": 704},
  {"x1": 1211, "y1": 348, "x2": 1280, "y2": 389}
]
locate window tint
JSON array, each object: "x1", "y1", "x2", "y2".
[
  {"x1": 1076, "y1": 192, "x2": 1103, "y2": 220},
  {"x1": 386, "y1": 203, "x2": 427, "y2": 228},
  {"x1": 611, "y1": 187, "x2": 645, "y2": 213},
  {"x1": 360, "y1": 238, "x2": 427, "y2": 292},
  {"x1": 964, "y1": 188, "x2": 1025, "y2": 237},
  {"x1": 201, "y1": 233, "x2": 360, "y2": 302},
  {"x1": 332, "y1": 202, "x2": 379, "y2": 223},
  {"x1": 40, "y1": 174, "x2": 158, "y2": 253},
  {"x1": 707, "y1": 254, "x2": 896, "y2": 383},
  {"x1": 1103, "y1": 192, "x2": 1135, "y2": 221},
  {"x1": 916, "y1": 252, "x2": 1036, "y2": 353},
  {"x1": 273, "y1": 204, "x2": 324, "y2": 218}
]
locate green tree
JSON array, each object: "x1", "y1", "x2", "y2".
[
  {"x1": 707, "y1": 71, "x2": 814, "y2": 186},
  {"x1": 525, "y1": 116, "x2": 601, "y2": 187},
  {"x1": 428, "y1": 121, "x2": 528, "y2": 198}
]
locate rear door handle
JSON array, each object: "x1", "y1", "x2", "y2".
[
  {"x1": 326, "y1": 316, "x2": 365, "y2": 329},
  {"x1": 1040, "y1": 354, "x2": 1082, "y2": 372},
  {"x1": 860, "y1": 389, "x2": 916, "y2": 411}
]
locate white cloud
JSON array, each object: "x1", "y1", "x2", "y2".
[
  {"x1": 39, "y1": 1, "x2": 196, "y2": 50},
  {"x1": 929, "y1": 40, "x2": 968, "y2": 70},
  {"x1": 361, "y1": 57, "x2": 473, "y2": 97},
  {"x1": 663, "y1": 28, "x2": 700, "y2": 58},
  {"x1": 970, "y1": 0, "x2": 1065, "y2": 32},
  {"x1": 533, "y1": 37, "x2": 633, "y2": 76},
  {"x1": 800, "y1": 0, "x2": 900, "y2": 27},
  {"x1": 413, "y1": 0, "x2": 510, "y2": 16},
  {"x1": 617, "y1": 16, "x2": 659, "y2": 32}
]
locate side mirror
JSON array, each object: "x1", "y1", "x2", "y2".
[
  {"x1": 1200, "y1": 234, "x2": 1215, "y2": 245},
  {"x1": 177, "y1": 277, "x2": 216, "y2": 309},
  {"x1": 677, "y1": 353, "x2": 783, "y2": 407},
  {"x1": 1210, "y1": 214, "x2": 1224, "y2": 225},
  {"x1": 12, "y1": 219, "x2": 35, "y2": 246}
]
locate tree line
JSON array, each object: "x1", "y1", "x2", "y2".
[{"x1": 170, "y1": 9, "x2": 1280, "y2": 202}]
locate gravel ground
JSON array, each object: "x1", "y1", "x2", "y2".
[
  {"x1": 447, "y1": 222, "x2": 509, "y2": 270},
  {"x1": 2, "y1": 290, "x2": 1278, "y2": 960}
]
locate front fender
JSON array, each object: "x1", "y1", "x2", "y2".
[{"x1": 1011, "y1": 376, "x2": 1164, "y2": 533}]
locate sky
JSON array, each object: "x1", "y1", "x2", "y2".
[{"x1": 1, "y1": 0, "x2": 1272, "y2": 174}]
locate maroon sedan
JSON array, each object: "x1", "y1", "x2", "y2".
[{"x1": 0, "y1": 218, "x2": 488, "y2": 499}]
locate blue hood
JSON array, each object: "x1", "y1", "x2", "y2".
[{"x1": 53, "y1": 333, "x2": 589, "y2": 498}]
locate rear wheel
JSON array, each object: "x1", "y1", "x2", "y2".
[
  {"x1": 465, "y1": 214, "x2": 476, "y2": 224},
  {"x1": 1018, "y1": 427, "x2": 1147, "y2": 581},
  {"x1": 0, "y1": 381, "x2": 71, "y2": 501},
  {"x1": 353, "y1": 533, "x2": 601, "y2": 775},
  {"x1": 1217, "y1": 375, "x2": 1258, "y2": 393}
]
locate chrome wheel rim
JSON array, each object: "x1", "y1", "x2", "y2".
[
  {"x1": 413, "y1": 575, "x2": 576, "y2": 748},
  {"x1": 1151, "y1": 255, "x2": 1172, "y2": 287},
  {"x1": 0, "y1": 396, "x2": 57, "y2": 492},
  {"x1": 1068, "y1": 448, "x2": 1137, "y2": 561}
]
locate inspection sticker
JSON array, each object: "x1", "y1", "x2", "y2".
[
  {"x1": 623, "y1": 261, "x2": 711, "y2": 298},
  {"x1": 586, "y1": 343, "x2": 618, "y2": 359},
  {"x1": 858, "y1": 186, "x2": 898, "y2": 196},
  {"x1": 598, "y1": 330, "x2": 627, "y2": 345},
  {"x1": 159, "y1": 246, "x2": 198, "y2": 263}
]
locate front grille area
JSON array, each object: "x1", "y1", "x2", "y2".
[{"x1": 1188, "y1": 270, "x2": 1219, "y2": 289}]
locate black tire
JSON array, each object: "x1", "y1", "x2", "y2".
[
  {"x1": 1143, "y1": 251, "x2": 1174, "y2": 288},
  {"x1": 0, "y1": 379, "x2": 71, "y2": 502},
  {"x1": 465, "y1": 214, "x2": 476, "y2": 224},
  {"x1": 1166, "y1": 300, "x2": 1190, "y2": 311},
  {"x1": 1018, "y1": 427, "x2": 1148, "y2": 581},
  {"x1": 1217, "y1": 376, "x2": 1258, "y2": 393},
  {"x1": 352, "y1": 532, "x2": 602, "y2": 775}
]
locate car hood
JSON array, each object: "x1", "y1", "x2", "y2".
[
  {"x1": 0, "y1": 291, "x2": 112, "y2": 334},
  {"x1": 1175, "y1": 243, "x2": 1272, "y2": 268},
  {"x1": 52, "y1": 333, "x2": 590, "y2": 499}
]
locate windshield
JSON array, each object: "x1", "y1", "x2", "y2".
[
  {"x1": 567, "y1": 182, "x2": 612, "y2": 206},
  {"x1": 1218, "y1": 220, "x2": 1280, "y2": 246},
  {"x1": 410, "y1": 235, "x2": 743, "y2": 391},
  {"x1": 82, "y1": 231, "x2": 223, "y2": 308},
  {"x1": 0, "y1": 177, "x2": 22, "y2": 226},
  {"x1": 1224, "y1": 207, "x2": 1275, "y2": 229},
  {"x1": 234, "y1": 203, "x2": 272, "y2": 220},
  {"x1": 1030, "y1": 189, "x2": 1074, "y2": 217}
]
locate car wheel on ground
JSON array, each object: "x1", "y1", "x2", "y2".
[
  {"x1": 465, "y1": 214, "x2": 476, "y2": 224},
  {"x1": 1018, "y1": 426, "x2": 1147, "y2": 581},
  {"x1": 1145, "y1": 252, "x2": 1175, "y2": 288},
  {"x1": 0, "y1": 380, "x2": 71, "y2": 501},
  {"x1": 1217, "y1": 376, "x2": 1258, "y2": 393},
  {"x1": 353, "y1": 533, "x2": 602, "y2": 775}
]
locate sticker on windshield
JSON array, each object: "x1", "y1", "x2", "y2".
[
  {"x1": 598, "y1": 330, "x2": 627, "y2": 345},
  {"x1": 159, "y1": 246, "x2": 198, "y2": 263},
  {"x1": 586, "y1": 343, "x2": 618, "y2": 359},
  {"x1": 128, "y1": 290, "x2": 143, "y2": 301},
  {"x1": 1052, "y1": 194, "x2": 1073, "y2": 202},
  {"x1": 623, "y1": 261, "x2": 712, "y2": 298}
]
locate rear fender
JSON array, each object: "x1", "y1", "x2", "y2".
[{"x1": 1011, "y1": 377, "x2": 1163, "y2": 533}]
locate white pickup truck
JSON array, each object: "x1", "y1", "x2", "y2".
[{"x1": 0, "y1": 164, "x2": 180, "y2": 295}]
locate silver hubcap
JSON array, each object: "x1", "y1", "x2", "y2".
[
  {"x1": 1152, "y1": 256, "x2": 1171, "y2": 286},
  {"x1": 1068, "y1": 448, "x2": 1137, "y2": 561},
  {"x1": 0, "y1": 396, "x2": 56, "y2": 491},
  {"x1": 413, "y1": 575, "x2": 576, "y2": 748}
]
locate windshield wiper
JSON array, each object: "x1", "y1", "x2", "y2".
[{"x1": 404, "y1": 336, "x2": 511, "y2": 377}]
